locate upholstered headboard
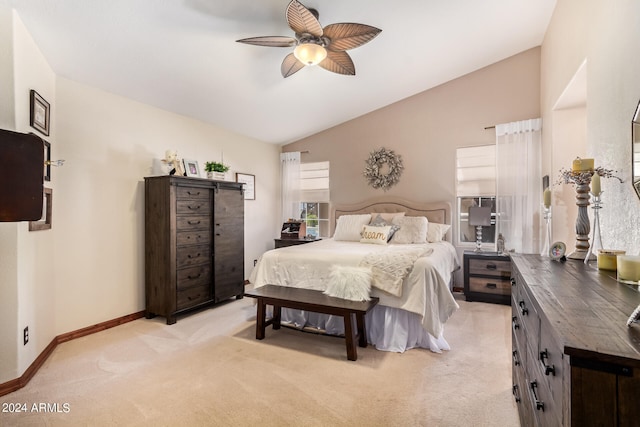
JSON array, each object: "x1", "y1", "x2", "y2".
[{"x1": 330, "y1": 196, "x2": 452, "y2": 242}]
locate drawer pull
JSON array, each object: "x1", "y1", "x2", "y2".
[
  {"x1": 539, "y1": 349, "x2": 556, "y2": 376},
  {"x1": 511, "y1": 278, "x2": 516, "y2": 287},
  {"x1": 529, "y1": 381, "x2": 545, "y2": 411},
  {"x1": 187, "y1": 294, "x2": 201, "y2": 301},
  {"x1": 486, "y1": 263, "x2": 497, "y2": 270},
  {"x1": 187, "y1": 253, "x2": 201, "y2": 259},
  {"x1": 188, "y1": 205, "x2": 201, "y2": 210},
  {"x1": 512, "y1": 316, "x2": 520, "y2": 330},
  {"x1": 188, "y1": 273, "x2": 202, "y2": 280},
  {"x1": 186, "y1": 191, "x2": 201, "y2": 196},
  {"x1": 188, "y1": 220, "x2": 201, "y2": 225},
  {"x1": 485, "y1": 283, "x2": 497, "y2": 289},
  {"x1": 519, "y1": 300, "x2": 528, "y2": 316},
  {"x1": 512, "y1": 350, "x2": 520, "y2": 366},
  {"x1": 512, "y1": 384, "x2": 521, "y2": 403}
]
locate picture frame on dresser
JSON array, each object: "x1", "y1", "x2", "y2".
[
  {"x1": 182, "y1": 159, "x2": 200, "y2": 177},
  {"x1": 236, "y1": 172, "x2": 255, "y2": 200}
]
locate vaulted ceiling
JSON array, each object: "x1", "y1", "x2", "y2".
[{"x1": 8, "y1": 0, "x2": 556, "y2": 144}]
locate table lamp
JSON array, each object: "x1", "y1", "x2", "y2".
[{"x1": 468, "y1": 206, "x2": 492, "y2": 252}]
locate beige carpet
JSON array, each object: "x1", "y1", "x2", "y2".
[{"x1": 0, "y1": 296, "x2": 519, "y2": 427}]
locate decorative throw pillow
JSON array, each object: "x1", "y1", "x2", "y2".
[
  {"x1": 323, "y1": 265, "x2": 372, "y2": 301},
  {"x1": 360, "y1": 224, "x2": 392, "y2": 245},
  {"x1": 369, "y1": 214, "x2": 400, "y2": 241},
  {"x1": 427, "y1": 222, "x2": 451, "y2": 242},
  {"x1": 333, "y1": 214, "x2": 372, "y2": 241},
  {"x1": 369, "y1": 212, "x2": 405, "y2": 224},
  {"x1": 391, "y1": 216, "x2": 428, "y2": 244}
]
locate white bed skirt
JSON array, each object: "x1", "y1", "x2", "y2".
[{"x1": 273, "y1": 305, "x2": 451, "y2": 354}]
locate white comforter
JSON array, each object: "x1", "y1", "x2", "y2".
[{"x1": 249, "y1": 239, "x2": 460, "y2": 338}]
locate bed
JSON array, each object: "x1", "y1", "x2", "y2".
[{"x1": 249, "y1": 197, "x2": 460, "y2": 353}]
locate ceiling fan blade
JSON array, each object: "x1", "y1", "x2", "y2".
[
  {"x1": 319, "y1": 51, "x2": 355, "y2": 76},
  {"x1": 286, "y1": 0, "x2": 323, "y2": 37},
  {"x1": 323, "y1": 23, "x2": 382, "y2": 51},
  {"x1": 236, "y1": 36, "x2": 297, "y2": 47},
  {"x1": 281, "y1": 53, "x2": 306, "y2": 78}
]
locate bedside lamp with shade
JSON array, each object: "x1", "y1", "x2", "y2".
[{"x1": 468, "y1": 206, "x2": 492, "y2": 252}]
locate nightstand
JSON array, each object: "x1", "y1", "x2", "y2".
[
  {"x1": 463, "y1": 251, "x2": 511, "y2": 305},
  {"x1": 274, "y1": 238, "x2": 320, "y2": 249}
]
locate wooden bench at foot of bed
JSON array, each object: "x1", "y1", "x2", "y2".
[{"x1": 244, "y1": 285, "x2": 379, "y2": 361}]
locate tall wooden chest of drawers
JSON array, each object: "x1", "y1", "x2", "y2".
[
  {"x1": 511, "y1": 255, "x2": 640, "y2": 427},
  {"x1": 144, "y1": 175, "x2": 244, "y2": 324},
  {"x1": 463, "y1": 251, "x2": 511, "y2": 305}
]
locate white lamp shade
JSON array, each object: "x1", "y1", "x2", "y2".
[{"x1": 294, "y1": 43, "x2": 327, "y2": 66}]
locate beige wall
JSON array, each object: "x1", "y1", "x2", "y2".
[
  {"x1": 541, "y1": 0, "x2": 640, "y2": 253},
  {"x1": 284, "y1": 48, "x2": 541, "y2": 207},
  {"x1": 0, "y1": 9, "x2": 281, "y2": 383}
]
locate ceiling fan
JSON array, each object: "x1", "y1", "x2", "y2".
[{"x1": 236, "y1": 0, "x2": 382, "y2": 78}]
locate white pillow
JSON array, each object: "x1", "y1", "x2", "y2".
[
  {"x1": 427, "y1": 222, "x2": 451, "y2": 242},
  {"x1": 333, "y1": 214, "x2": 372, "y2": 241},
  {"x1": 323, "y1": 265, "x2": 372, "y2": 301},
  {"x1": 391, "y1": 216, "x2": 428, "y2": 244},
  {"x1": 360, "y1": 224, "x2": 392, "y2": 245}
]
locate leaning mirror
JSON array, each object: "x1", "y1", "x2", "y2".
[{"x1": 633, "y1": 101, "x2": 640, "y2": 198}]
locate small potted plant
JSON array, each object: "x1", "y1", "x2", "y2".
[{"x1": 204, "y1": 161, "x2": 230, "y2": 180}]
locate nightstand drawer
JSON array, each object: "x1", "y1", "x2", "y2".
[
  {"x1": 468, "y1": 276, "x2": 511, "y2": 295},
  {"x1": 468, "y1": 258, "x2": 511, "y2": 278}
]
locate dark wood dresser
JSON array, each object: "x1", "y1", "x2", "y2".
[
  {"x1": 463, "y1": 251, "x2": 511, "y2": 305},
  {"x1": 511, "y1": 254, "x2": 640, "y2": 427},
  {"x1": 144, "y1": 175, "x2": 245, "y2": 324}
]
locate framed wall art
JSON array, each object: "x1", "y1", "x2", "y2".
[
  {"x1": 236, "y1": 172, "x2": 255, "y2": 200},
  {"x1": 183, "y1": 159, "x2": 200, "y2": 177},
  {"x1": 30, "y1": 90, "x2": 50, "y2": 136},
  {"x1": 29, "y1": 187, "x2": 52, "y2": 231}
]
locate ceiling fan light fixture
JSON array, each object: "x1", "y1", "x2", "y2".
[{"x1": 293, "y1": 42, "x2": 327, "y2": 66}]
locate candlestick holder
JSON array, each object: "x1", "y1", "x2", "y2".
[
  {"x1": 541, "y1": 206, "x2": 552, "y2": 257},
  {"x1": 584, "y1": 194, "x2": 603, "y2": 264},
  {"x1": 567, "y1": 178, "x2": 592, "y2": 260}
]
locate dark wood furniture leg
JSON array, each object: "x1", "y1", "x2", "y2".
[
  {"x1": 256, "y1": 299, "x2": 266, "y2": 340},
  {"x1": 356, "y1": 312, "x2": 368, "y2": 348},
  {"x1": 273, "y1": 305, "x2": 282, "y2": 330},
  {"x1": 343, "y1": 312, "x2": 357, "y2": 361}
]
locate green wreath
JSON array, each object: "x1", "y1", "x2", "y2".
[{"x1": 363, "y1": 147, "x2": 404, "y2": 191}]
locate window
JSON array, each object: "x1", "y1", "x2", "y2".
[
  {"x1": 456, "y1": 146, "x2": 496, "y2": 246},
  {"x1": 299, "y1": 162, "x2": 330, "y2": 238}
]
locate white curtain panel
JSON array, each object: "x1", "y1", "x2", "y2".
[
  {"x1": 495, "y1": 119, "x2": 542, "y2": 254},
  {"x1": 280, "y1": 152, "x2": 301, "y2": 222}
]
